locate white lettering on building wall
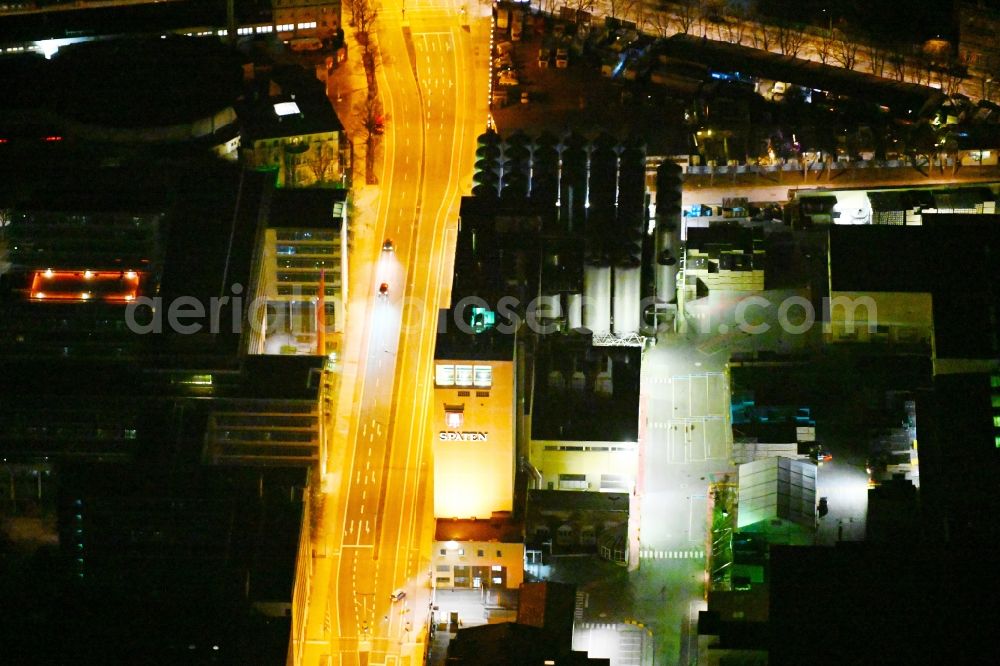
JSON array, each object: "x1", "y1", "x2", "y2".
[{"x1": 439, "y1": 431, "x2": 489, "y2": 441}]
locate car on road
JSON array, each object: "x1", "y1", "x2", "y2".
[
  {"x1": 390, "y1": 589, "x2": 406, "y2": 602},
  {"x1": 378, "y1": 282, "x2": 389, "y2": 297},
  {"x1": 382, "y1": 239, "x2": 394, "y2": 252}
]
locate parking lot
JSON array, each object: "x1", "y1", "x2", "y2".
[
  {"x1": 488, "y1": 11, "x2": 686, "y2": 153},
  {"x1": 648, "y1": 372, "x2": 730, "y2": 465}
]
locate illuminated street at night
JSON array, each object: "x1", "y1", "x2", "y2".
[
  {"x1": 293, "y1": 1, "x2": 492, "y2": 664},
  {"x1": 3, "y1": 2, "x2": 1000, "y2": 665}
]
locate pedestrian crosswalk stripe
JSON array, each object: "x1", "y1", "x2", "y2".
[
  {"x1": 639, "y1": 548, "x2": 705, "y2": 560},
  {"x1": 577, "y1": 622, "x2": 618, "y2": 630}
]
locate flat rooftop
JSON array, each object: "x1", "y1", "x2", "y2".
[
  {"x1": 435, "y1": 517, "x2": 523, "y2": 543},
  {"x1": 531, "y1": 341, "x2": 640, "y2": 442},
  {"x1": 268, "y1": 188, "x2": 347, "y2": 230}
]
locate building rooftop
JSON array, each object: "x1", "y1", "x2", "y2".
[
  {"x1": 659, "y1": 34, "x2": 944, "y2": 118},
  {"x1": 0, "y1": 37, "x2": 245, "y2": 138},
  {"x1": 828, "y1": 222, "x2": 1000, "y2": 359},
  {"x1": 828, "y1": 225, "x2": 931, "y2": 293},
  {"x1": 0, "y1": 156, "x2": 266, "y2": 362},
  {"x1": 527, "y1": 489, "x2": 629, "y2": 513},
  {"x1": 434, "y1": 320, "x2": 516, "y2": 361},
  {"x1": 0, "y1": 0, "x2": 266, "y2": 44},
  {"x1": 48, "y1": 36, "x2": 246, "y2": 129},
  {"x1": 686, "y1": 224, "x2": 764, "y2": 255},
  {"x1": 921, "y1": 372, "x2": 1000, "y2": 545},
  {"x1": 238, "y1": 89, "x2": 343, "y2": 143},
  {"x1": 0, "y1": 462, "x2": 306, "y2": 664},
  {"x1": 737, "y1": 457, "x2": 816, "y2": 530},
  {"x1": 446, "y1": 621, "x2": 610, "y2": 666},
  {"x1": 531, "y1": 340, "x2": 640, "y2": 442},
  {"x1": 434, "y1": 516, "x2": 523, "y2": 543},
  {"x1": 768, "y1": 543, "x2": 1000, "y2": 665},
  {"x1": 268, "y1": 187, "x2": 347, "y2": 230}
]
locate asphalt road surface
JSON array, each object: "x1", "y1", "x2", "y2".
[{"x1": 299, "y1": 3, "x2": 489, "y2": 665}]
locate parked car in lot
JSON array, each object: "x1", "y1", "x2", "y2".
[
  {"x1": 498, "y1": 70, "x2": 519, "y2": 86},
  {"x1": 555, "y1": 47, "x2": 568, "y2": 68},
  {"x1": 537, "y1": 47, "x2": 551, "y2": 68}
]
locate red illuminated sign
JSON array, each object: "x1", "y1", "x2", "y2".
[{"x1": 30, "y1": 269, "x2": 143, "y2": 303}]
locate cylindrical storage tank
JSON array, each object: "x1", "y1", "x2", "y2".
[
  {"x1": 656, "y1": 225, "x2": 680, "y2": 303},
  {"x1": 583, "y1": 264, "x2": 611, "y2": 335},
  {"x1": 655, "y1": 160, "x2": 683, "y2": 303},
  {"x1": 566, "y1": 292, "x2": 583, "y2": 330},
  {"x1": 613, "y1": 264, "x2": 641, "y2": 336},
  {"x1": 534, "y1": 293, "x2": 561, "y2": 322}
]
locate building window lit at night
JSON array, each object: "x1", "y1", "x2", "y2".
[
  {"x1": 455, "y1": 365, "x2": 474, "y2": 387},
  {"x1": 473, "y1": 365, "x2": 492, "y2": 388},
  {"x1": 445, "y1": 408, "x2": 464, "y2": 429},
  {"x1": 436, "y1": 364, "x2": 456, "y2": 386}
]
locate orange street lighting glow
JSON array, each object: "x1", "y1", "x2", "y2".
[{"x1": 29, "y1": 269, "x2": 144, "y2": 302}]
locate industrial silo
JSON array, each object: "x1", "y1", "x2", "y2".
[
  {"x1": 613, "y1": 261, "x2": 641, "y2": 336},
  {"x1": 655, "y1": 160, "x2": 683, "y2": 304},
  {"x1": 566, "y1": 292, "x2": 583, "y2": 330},
  {"x1": 583, "y1": 263, "x2": 611, "y2": 335}
]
